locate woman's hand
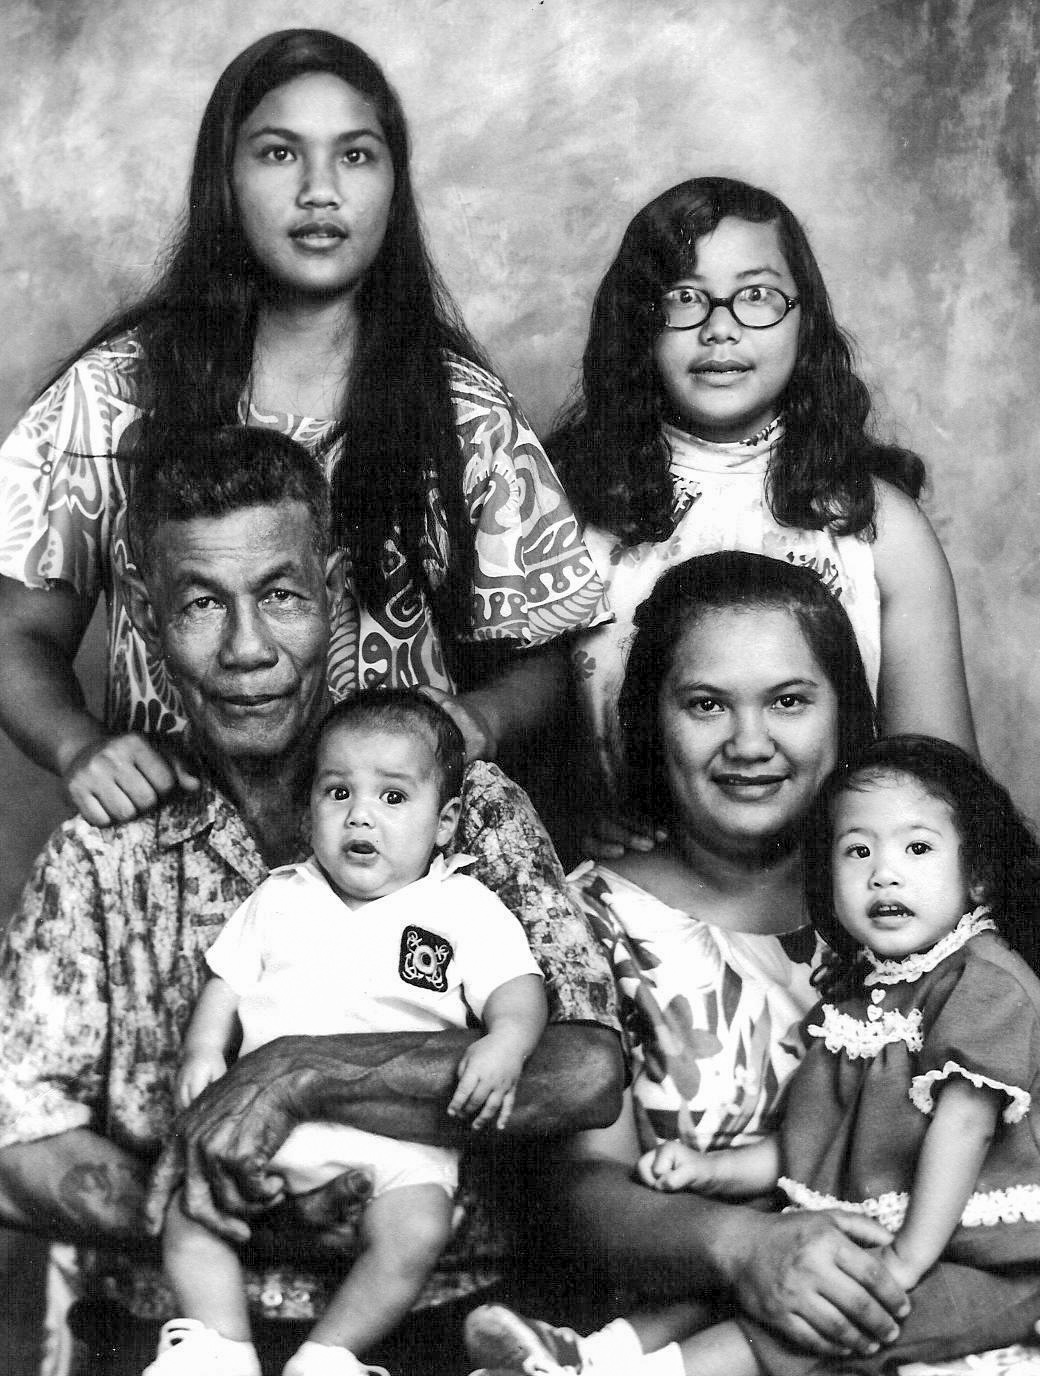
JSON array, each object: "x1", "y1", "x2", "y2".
[
  {"x1": 581, "y1": 809, "x2": 666, "y2": 860},
  {"x1": 420, "y1": 685, "x2": 499, "y2": 761},
  {"x1": 725, "y1": 1208, "x2": 909, "y2": 1356},
  {"x1": 61, "y1": 732, "x2": 200, "y2": 826}
]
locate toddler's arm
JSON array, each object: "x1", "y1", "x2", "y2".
[
  {"x1": 176, "y1": 976, "x2": 241, "y2": 1109},
  {"x1": 448, "y1": 973, "x2": 548, "y2": 1130},
  {"x1": 637, "y1": 1135, "x2": 780, "y2": 1198},
  {"x1": 878, "y1": 1077, "x2": 1000, "y2": 1290}
]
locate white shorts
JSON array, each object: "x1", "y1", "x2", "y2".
[{"x1": 267, "y1": 1122, "x2": 459, "y2": 1199}]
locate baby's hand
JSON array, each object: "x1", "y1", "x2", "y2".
[
  {"x1": 175, "y1": 1051, "x2": 227, "y2": 1109},
  {"x1": 873, "y1": 1242, "x2": 923, "y2": 1295},
  {"x1": 448, "y1": 1034, "x2": 526, "y2": 1131},
  {"x1": 637, "y1": 1138, "x2": 716, "y2": 1192}
]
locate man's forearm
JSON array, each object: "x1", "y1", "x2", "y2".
[
  {"x1": 0, "y1": 1129, "x2": 154, "y2": 1251},
  {"x1": 272, "y1": 1023, "x2": 623, "y2": 1144}
]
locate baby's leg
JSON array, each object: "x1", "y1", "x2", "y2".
[
  {"x1": 298, "y1": 1183, "x2": 453, "y2": 1359},
  {"x1": 162, "y1": 1187, "x2": 251, "y2": 1341},
  {"x1": 676, "y1": 1318, "x2": 762, "y2": 1375}
]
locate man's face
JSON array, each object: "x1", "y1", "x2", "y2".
[{"x1": 140, "y1": 502, "x2": 338, "y2": 764}]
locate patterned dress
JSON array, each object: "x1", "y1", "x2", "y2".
[
  {"x1": 738, "y1": 912, "x2": 1040, "y2": 1374},
  {"x1": 568, "y1": 861, "x2": 821, "y2": 1155},
  {"x1": 570, "y1": 420, "x2": 881, "y2": 791},
  {"x1": 0, "y1": 332, "x2": 608, "y2": 733}
]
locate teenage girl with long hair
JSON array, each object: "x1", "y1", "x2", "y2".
[{"x1": 0, "y1": 28, "x2": 606, "y2": 827}]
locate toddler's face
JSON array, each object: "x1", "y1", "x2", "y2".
[
  {"x1": 830, "y1": 773, "x2": 976, "y2": 961},
  {"x1": 310, "y1": 721, "x2": 459, "y2": 906}
]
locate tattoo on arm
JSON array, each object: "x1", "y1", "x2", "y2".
[{"x1": 58, "y1": 1158, "x2": 148, "y2": 1236}]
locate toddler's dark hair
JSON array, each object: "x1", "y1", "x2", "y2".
[
  {"x1": 316, "y1": 690, "x2": 466, "y2": 806},
  {"x1": 805, "y1": 735, "x2": 1040, "y2": 993}
]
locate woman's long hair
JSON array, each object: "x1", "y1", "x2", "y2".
[
  {"x1": 618, "y1": 552, "x2": 878, "y2": 830},
  {"x1": 44, "y1": 28, "x2": 486, "y2": 634},
  {"x1": 551, "y1": 177, "x2": 924, "y2": 544},
  {"x1": 805, "y1": 735, "x2": 1040, "y2": 993}
]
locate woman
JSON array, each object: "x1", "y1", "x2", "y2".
[
  {"x1": 464, "y1": 553, "x2": 924, "y2": 1369},
  {"x1": 0, "y1": 28, "x2": 605, "y2": 826}
]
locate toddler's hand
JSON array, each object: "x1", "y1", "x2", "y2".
[
  {"x1": 176, "y1": 1051, "x2": 227, "y2": 1109},
  {"x1": 873, "y1": 1243, "x2": 922, "y2": 1295},
  {"x1": 637, "y1": 1138, "x2": 715, "y2": 1192},
  {"x1": 448, "y1": 1034, "x2": 525, "y2": 1130}
]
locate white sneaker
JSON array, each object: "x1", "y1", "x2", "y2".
[
  {"x1": 282, "y1": 1340, "x2": 391, "y2": 1376},
  {"x1": 141, "y1": 1319, "x2": 262, "y2": 1375}
]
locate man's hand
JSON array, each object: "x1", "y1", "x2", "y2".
[
  {"x1": 248, "y1": 1168, "x2": 374, "y2": 1259},
  {"x1": 729, "y1": 1209, "x2": 909, "y2": 1357},
  {"x1": 62, "y1": 733, "x2": 200, "y2": 826}
]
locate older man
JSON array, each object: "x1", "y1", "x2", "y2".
[{"x1": 0, "y1": 426, "x2": 623, "y2": 1375}]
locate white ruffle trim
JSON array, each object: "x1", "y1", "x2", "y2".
[
  {"x1": 809, "y1": 1002, "x2": 923, "y2": 1059},
  {"x1": 864, "y1": 908, "x2": 995, "y2": 985},
  {"x1": 909, "y1": 1061, "x2": 1031, "y2": 1124},
  {"x1": 780, "y1": 1176, "x2": 1040, "y2": 1230}
]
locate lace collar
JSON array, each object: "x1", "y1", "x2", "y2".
[{"x1": 863, "y1": 907, "x2": 996, "y2": 985}]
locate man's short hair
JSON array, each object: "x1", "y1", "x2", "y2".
[
  {"x1": 316, "y1": 690, "x2": 467, "y2": 805},
  {"x1": 128, "y1": 426, "x2": 331, "y2": 574}
]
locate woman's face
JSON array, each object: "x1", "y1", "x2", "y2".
[
  {"x1": 653, "y1": 216, "x2": 800, "y2": 442},
  {"x1": 232, "y1": 72, "x2": 395, "y2": 302},
  {"x1": 658, "y1": 606, "x2": 839, "y2": 857}
]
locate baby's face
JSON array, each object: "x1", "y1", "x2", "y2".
[
  {"x1": 831, "y1": 773, "x2": 974, "y2": 961},
  {"x1": 310, "y1": 721, "x2": 459, "y2": 906}
]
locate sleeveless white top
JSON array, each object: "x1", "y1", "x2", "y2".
[{"x1": 571, "y1": 422, "x2": 881, "y2": 791}]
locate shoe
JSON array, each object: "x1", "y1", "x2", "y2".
[
  {"x1": 283, "y1": 1339, "x2": 391, "y2": 1376},
  {"x1": 141, "y1": 1319, "x2": 262, "y2": 1375},
  {"x1": 464, "y1": 1305, "x2": 584, "y2": 1374}
]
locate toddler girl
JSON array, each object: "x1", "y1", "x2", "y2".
[
  {"x1": 149, "y1": 692, "x2": 547, "y2": 1376},
  {"x1": 554, "y1": 177, "x2": 976, "y2": 796},
  {"x1": 467, "y1": 735, "x2": 1040, "y2": 1374}
]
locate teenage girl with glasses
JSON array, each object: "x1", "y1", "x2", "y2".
[{"x1": 551, "y1": 176, "x2": 976, "y2": 809}]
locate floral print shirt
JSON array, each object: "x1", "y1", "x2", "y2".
[
  {"x1": 0, "y1": 333, "x2": 609, "y2": 734},
  {"x1": 0, "y1": 763, "x2": 619, "y2": 1317}
]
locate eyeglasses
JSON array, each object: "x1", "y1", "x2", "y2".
[{"x1": 658, "y1": 285, "x2": 800, "y2": 331}]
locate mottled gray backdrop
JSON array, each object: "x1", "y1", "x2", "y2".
[{"x1": 2, "y1": 0, "x2": 1039, "y2": 918}]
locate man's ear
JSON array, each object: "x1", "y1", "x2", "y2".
[
  {"x1": 124, "y1": 571, "x2": 163, "y2": 653},
  {"x1": 324, "y1": 549, "x2": 345, "y2": 612}
]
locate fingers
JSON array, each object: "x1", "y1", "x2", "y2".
[
  {"x1": 581, "y1": 812, "x2": 660, "y2": 860},
  {"x1": 496, "y1": 1086, "x2": 516, "y2": 1131},
  {"x1": 64, "y1": 734, "x2": 186, "y2": 825},
  {"x1": 419, "y1": 687, "x2": 496, "y2": 762}
]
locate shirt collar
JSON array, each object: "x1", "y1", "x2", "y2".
[{"x1": 863, "y1": 907, "x2": 996, "y2": 985}]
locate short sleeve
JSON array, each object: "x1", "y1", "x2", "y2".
[
  {"x1": 452, "y1": 761, "x2": 619, "y2": 1030},
  {"x1": 447, "y1": 357, "x2": 611, "y2": 647},
  {"x1": 444, "y1": 875, "x2": 543, "y2": 1017},
  {"x1": 204, "y1": 887, "x2": 267, "y2": 996},
  {"x1": 0, "y1": 823, "x2": 110, "y2": 1148},
  {"x1": 910, "y1": 956, "x2": 1040, "y2": 1124},
  {"x1": 0, "y1": 336, "x2": 146, "y2": 602}
]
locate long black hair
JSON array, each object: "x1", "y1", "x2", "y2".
[
  {"x1": 44, "y1": 28, "x2": 487, "y2": 633},
  {"x1": 551, "y1": 176, "x2": 924, "y2": 545},
  {"x1": 805, "y1": 735, "x2": 1040, "y2": 993},
  {"x1": 618, "y1": 552, "x2": 878, "y2": 829}
]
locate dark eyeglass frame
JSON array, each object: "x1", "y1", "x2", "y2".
[{"x1": 657, "y1": 286, "x2": 801, "y2": 331}]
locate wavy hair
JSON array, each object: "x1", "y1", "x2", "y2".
[
  {"x1": 551, "y1": 177, "x2": 924, "y2": 544},
  {"x1": 618, "y1": 552, "x2": 878, "y2": 830},
  {"x1": 805, "y1": 735, "x2": 1040, "y2": 994},
  {"x1": 45, "y1": 28, "x2": 486, "y2": 634}
]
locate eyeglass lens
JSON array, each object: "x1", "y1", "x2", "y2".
[{"x1": 661, "y1": 286, "x2": 794, "y2": 329}]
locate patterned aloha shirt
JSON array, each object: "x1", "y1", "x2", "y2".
[
  {"x1": 0, "y1": 762, "x2": 619, "y2": 1321},
  {"x1": 0, "y1": 332, "x2": 609, "y2": 734}
]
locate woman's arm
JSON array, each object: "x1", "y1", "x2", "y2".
[
  {"x1": 552, "y1": 1092, "x2": 907, "y2": 1358},
  {"x1": 424, "y1": 642, "x2": 568, "y2": 761},
  {"x1": 871, "y1": 481, "x2": 977, "y2": 754},
  {"x1": 0, "y1": 576, "x2": 199, "y2": 823},
  {"x1": 878, "y1": 1078, "x2": 1000, "y2": 1290}
]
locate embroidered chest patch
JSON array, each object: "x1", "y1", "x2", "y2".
[{"x1": 399, "y1": 925, "x2": 453, "y2": 992}]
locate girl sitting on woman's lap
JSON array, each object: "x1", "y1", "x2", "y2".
[{"x1": 469, "y1": 735, "x2": 1040, "y2": 1374}]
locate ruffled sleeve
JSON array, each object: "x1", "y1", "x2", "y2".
[
  {"x1": 447, "y1": 356, "x2": 610, "y2": 645},
  {"x1": 0, "y1": 335, "x2": 146, "y2": 603},
  {"x1": 910, "y1": 948, "x2": 1040, "y2": 1125}
]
